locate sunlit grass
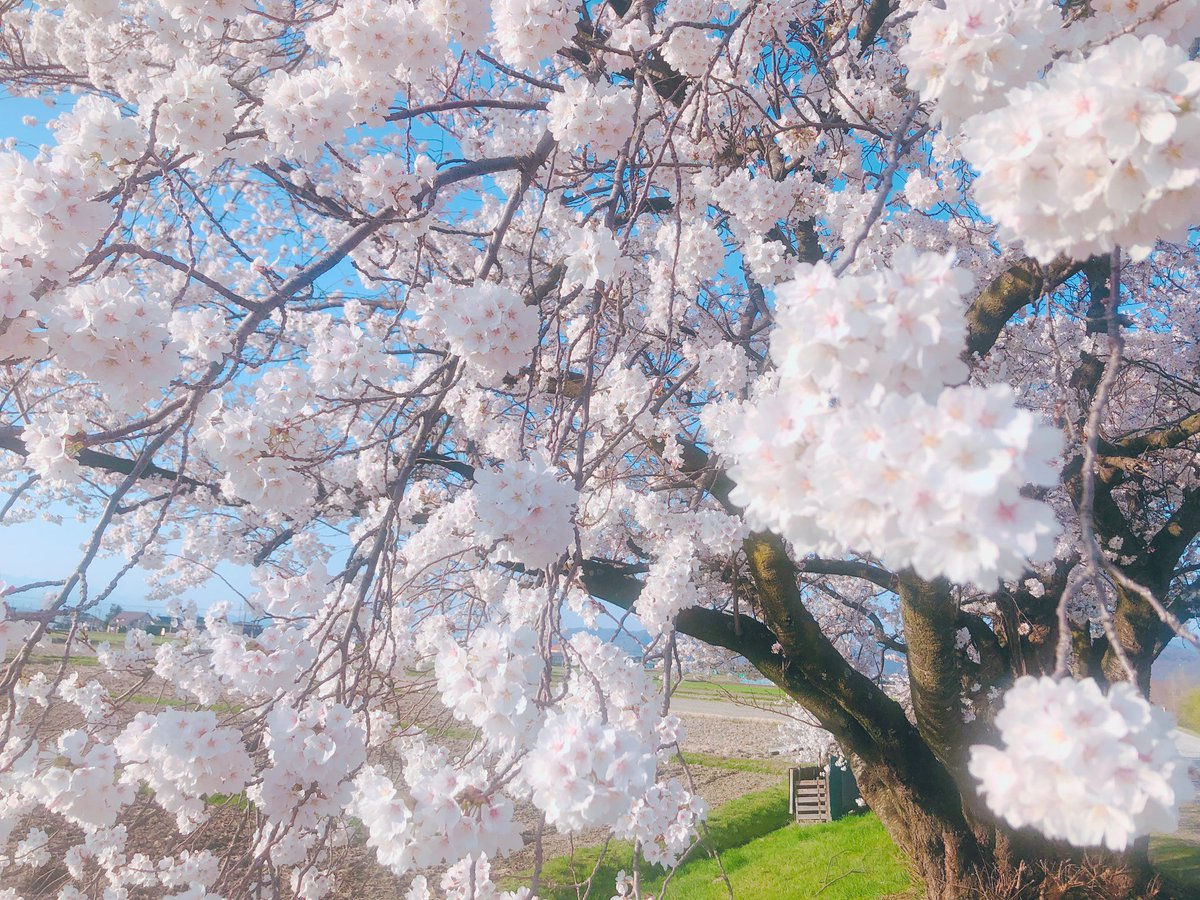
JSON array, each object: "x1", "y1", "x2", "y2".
[{"x1": 506, "y1": 785, "x2": 913, "y2": 900}]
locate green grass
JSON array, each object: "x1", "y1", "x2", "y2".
[
  {"x1": 1178, "y1": 687, "x2": 1200, "y2": 734},
  {"x1": 43, "y1": 630, "x2": 174, "y2": 646},
  {"x1": 658, "y1": 813, "x2": 912, "y2": 899},
  {"x1": 657, "y1": 677, "x2": 787, "y2": 704},
  {"x1": 511, "y1": 785, "x2": 911, "y2": 900},
  {"x1": 1151, "y1": 835, "x2": 1200, "y2": 895},
  {"x1": 205, "y1": 792, "x2": 253, "y2": 811},
  {"x1": 676, "y1": 751, "x2": 792, "y2": 774},
  {"x1": 27, "y1": 654, "x2": 100, "y2": 667}
]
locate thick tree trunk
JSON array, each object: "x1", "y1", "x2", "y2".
[
  {"x1": 847, "y1": 754, "x2": 978, "y2": 899},
  {"x1": 580, "y1": 555, "x2": 1170, "y2": 898},
  {"x1": 839, "y1": 746, "x2": 1162, "y2": 900}
]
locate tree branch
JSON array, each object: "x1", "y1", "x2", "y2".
[{"x1": 963, "y1": 257, "x2": 1085, "y2": 360}]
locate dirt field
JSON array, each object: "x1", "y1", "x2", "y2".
[{"x1": 0, "y1": 658, "x2": 791, "y2": 898}]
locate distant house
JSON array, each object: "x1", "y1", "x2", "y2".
[
  {"x1": 50, "y1": 613, "x2": 104, "y2": 632},
  {"x1": 107, "y1": 611, "x2": 154, "y2": 633}
]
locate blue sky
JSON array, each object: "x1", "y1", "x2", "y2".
[{"x1": 0, "y1": 89, "x2": 258, "y2": 615}]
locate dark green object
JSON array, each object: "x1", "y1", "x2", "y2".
[{"x1": 826, "y1": 760, "x2": 862, "y2": 820}]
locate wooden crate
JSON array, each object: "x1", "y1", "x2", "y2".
[
  {"x1": 789, "y1": 765, "x2": 831, "y2": 823},
  {"x1": 789, "y1": 763, "x2": 863, "y2": 824}
]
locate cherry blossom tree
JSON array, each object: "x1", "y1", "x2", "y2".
[{"x1": 0, "y1": 0, "x2": 1198, "y2": 897}]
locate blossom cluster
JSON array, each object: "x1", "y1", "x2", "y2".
[
  {"x1": 47, "y1": 275, "x2": 179, "y2": 415},
  {"x1": 19, "y1": 731, "x2": 132, "y2": 831},
  {"x1": 660, "y1": 0, "x2": 720, "y2": 78},
  {"x1": 970, "y1": 677, "x2": 1194, "y2": 850},
  {"x1": 522, "y1": 708, "x2": 656, "y2": 832},
  {"x1": 961, "y1": 34, "x2": 1200, "y2": 262},
  {"x1": 548, "y1": 79, "x2": 636, "y2": 160},
  {"x1": 412, "y1": 279, "x2": 540, "y2": 383},
  {"x1": 114, "y1": 710, "x2": 252, "y2": 832},
  {"x1": 0, "y1": 151, "x2": 110, "y2": 316},
  {"x1": 143, "y1": 61, "x2": 239, "y2": 163},
  {"x1": 422, "y1": 0, "x2": 491, "y2": 50},
  {"x1": 772, "y1": 248, "x2": 971, "y2": 402},
  {"x1": 473, "y1": 454, "x2": 578, "y2": 570},
  {"x1": 208, "y1": 618, "x2": 320, "y2": 699},
  {"x1": 260, "y1": 69, "x2": 354, "y2": 162},
  {"x1": 49, "y1": 95, "x2": 143, "y2": 188},
  {"x1": 308, "y1": 0, "x2": 447, "y2": 111},
  {"x1": 352, "y1": 741, "x2": 520, "y2": 875},
  {"x1": 492, "y1": 0, "x2": 576, "y2": 69},
  {"x1": 721, "y1": 248, "x2": 1063, "y2": 586},
  {"x1": 408, "y1": 854, "x2": 531, "y2": 900},
  {"x1": 425, "y1": 621, "x2": 542, "y2": 749},
  {"x1": 0, "y1": 601, "x2": 35, "y2": 662},
  {"x1": 901, "y1": 0, "x2": 1058, "y2": 128},
  {"x1": 159, "y1": 0, "x2": 245, "y2": 36},
  {"x1": 354, "y1": 152, "x2": 427, "y2": 213},
  {"x1": 563, "y1": 224, "x2": 621, "y2": 289},
  {"x1": 520, "y1": 635, "x2": 665, "y2": 832},
  {"x1": 618, "y1": 779, "x2": 707, "y2": 868},
  {"x1": 195, "y1": 377, "x2": 318, "y2": 517},
  {"x1": 249, "y1": 701, "x2": 367, "y2": 866},
  {"x1": 777, "y1": 708, "x2": 841, "y2": 765},
  {"x1": 636, "y1": 535, "x2": 699, "y2": 636}
]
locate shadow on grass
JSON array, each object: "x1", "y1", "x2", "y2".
[{"x1": 1151, "y1": 835, "x2": 1200, "y2": 896}]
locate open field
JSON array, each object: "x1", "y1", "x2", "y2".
[
  {"x1": 658, "y1": 676, "x2": 788, "y2": 704},
  {"x1": 2, "y1": 656, "x2": 1197, "y2": 897}
]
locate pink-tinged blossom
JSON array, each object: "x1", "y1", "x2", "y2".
[
  {"x1": 902, "y1": 0, "x2": 1060, "y2": 128},
  {"x1": 47, "y1": 275, "x2": 180, "y2": 416},
  {"x1": 548, "y1": 79, "x2": 636, "y2": 160},
  {"x1": 350, "y1": 740, "x2": 521, "y2": 875},
  {"x1": 412, "y1": 279, "x2": 540, "y2": 383},
  {"x1": 142, "y1": 60, "x2": 239, "y2": 163},
  {"x1": 563, "y1": 223, "x2": 621, "y2": 289},
  {"x1": 962, "y1": 34, "x2": 1200, "y2": 262},
  {"x1": 618, "y1": 779, "x2": 707, "y2": 868},
  {"x1": 259, "y1": 68, "x2": 355, "y2": 162},
  {"x1": 19, "y1": 732, "x2": 133, "y2": 831},
  {"x1": 970, "y1": 677, "x2": 1194, "y2": 850},
  {"x1": 472, "y1": 454, "x2": 578, "y2": 570},
  {"x1": 114, "y1": 710, "x2": 252, "y2": 832},
  {"x1": 422, "y1": 0, "x2": 492, "y2": 51},
  {"x1": 721, "y1": 249, "x2": 1063, "y2": 586},
  {"x1": 424, "y1": 620, "x2": 542, "y2": 749},
  {"x1": 491, "y1": 0, "x2": 577, "y2": 69}
]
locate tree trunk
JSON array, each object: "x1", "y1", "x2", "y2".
[
  {"x1": 846, "y1": 753, "x2": 978, "y2": 899},
  {"x1": 579, "y1": 556, "x2": 1170, "y2": 898},
  {"x1": 837, "y1": 748, "x2": 1163, "y2": 899}
]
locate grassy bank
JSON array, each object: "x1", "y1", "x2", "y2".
[
  {"x1": 1152, "y1": 835, "x2": 1200, "y2": 895},
  {"x1": 511, "y1": 785, "x2": 912, "y2": 900}
]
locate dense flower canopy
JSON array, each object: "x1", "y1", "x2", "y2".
[{"x1": 0, "y1": 0, "x2": 1197, "y2": 897}]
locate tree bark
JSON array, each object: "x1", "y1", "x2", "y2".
[{"x1": 582, "y1": 553, "x2": 1169, "y2": 898}]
